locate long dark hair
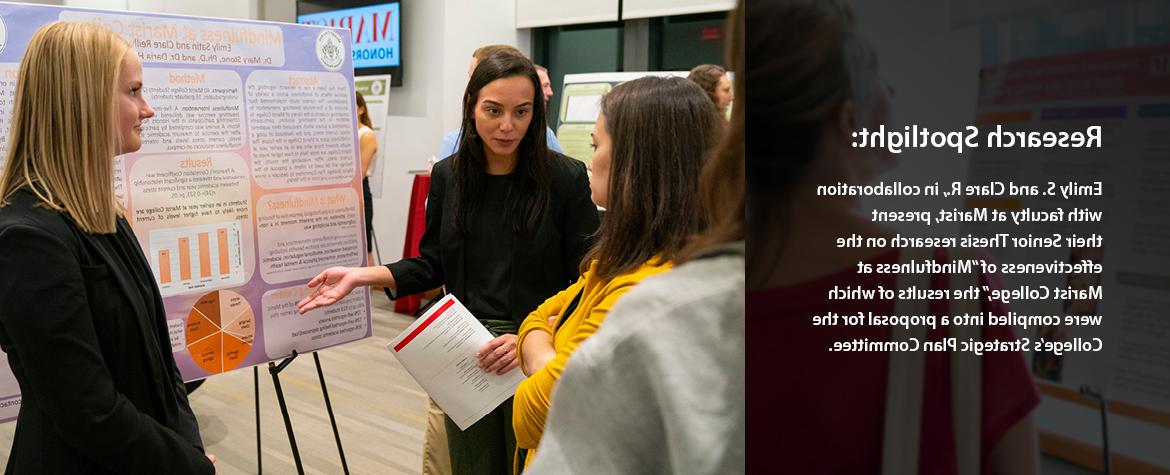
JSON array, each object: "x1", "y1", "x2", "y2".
[
  {"x1": 584, "y1": 76, "x2": 721, "y2": 279},
  {"x1": 451, "y1": 53, "x2": 550, "y2": 233},
  {"x1": 744, "y1": 0, "x2": 862, "y2": 287},
  {"x1": 355, "y1": 91, "x2": 372, "y2": 128},
  {"x1": 680, "y1": 0, "x2": 746, "y2": 262}
]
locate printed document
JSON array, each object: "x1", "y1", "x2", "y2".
[{"x1": 388, "y1": 294, "x2": 525, "y2": 430}]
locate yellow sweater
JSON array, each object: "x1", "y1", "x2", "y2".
[{"x1": 512, "y1": 258, "x2": 672, "y2": 463}]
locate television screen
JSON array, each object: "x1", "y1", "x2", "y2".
[{"x1": 297, "y1": 1, "x2": 402, "y2": 86}]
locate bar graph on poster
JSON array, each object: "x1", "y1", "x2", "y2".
[{"x1": 150, "y1": 221, "x2": 246, "y2": 297}]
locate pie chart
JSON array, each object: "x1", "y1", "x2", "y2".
[{"x1": 186, "y1": 289, "x2": 254, "y2": 374}]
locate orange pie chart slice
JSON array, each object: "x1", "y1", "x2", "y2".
[{"x1": 186, "y1": 290, "x2": 254, "y2": 374}]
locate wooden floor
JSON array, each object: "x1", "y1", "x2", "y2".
[{"x1": 0, "y1": 294, "x2": 428, "y2": 474}]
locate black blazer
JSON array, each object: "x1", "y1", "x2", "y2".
[
  {"x1": 0, "y1": 190, "x2": 213, "y2": 474},
  {"x1": 388, "y1": 152, "x2": 600, "y2": 326}
]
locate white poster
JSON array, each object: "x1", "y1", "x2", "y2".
[{"x1": 355, "y1": 74, "x2": 392, "y2": 198}]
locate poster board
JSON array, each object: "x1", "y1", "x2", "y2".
[
  {"x1": 355, "y1": 74, "x2": 391, "y2": 199},
  {"x1": 0, "y1": 2, "x2": 372, "y2": 422},
  {"x1": 555, "y1": 71, "x2": 688, "y2": 165},
  {"x1": 965, "y1": 43, "x2": 1170, "y2": 471}
]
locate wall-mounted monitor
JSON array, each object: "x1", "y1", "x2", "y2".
[{"x1": 297, "y1": 0, "x2": 403, "y2": 86}]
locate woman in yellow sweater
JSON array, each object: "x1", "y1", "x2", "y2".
[{"x1": 510, "y1": 75, "x2": 723, "y2": 468}]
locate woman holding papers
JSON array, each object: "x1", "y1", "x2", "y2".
[
  {"x1": 298, "y1": 52, "x2": 599, "y2": 475},
  {"x1": 511, "y1": 75, "x2": 722, "y2": 468},
  {"x1": 0, "y1": 22, "x2": 215, "y2": 473}
]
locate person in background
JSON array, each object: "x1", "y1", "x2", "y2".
[
  {"x1": 512, "y1": 75, "x2": 721, "y2": 469},
  {"x1": 356, "y1": 91, "x2": 378, "y2": 265},
  {"x1": 298, "y1": 52, "x2": 599, "y2": 475},
  {"x1": 742, "y1": 1, "x2": 1038, "y2": 473},
  {"x1": 0, "y1": 21, "x2": 216, "y2": 474},
  {"x1": 687, "y1": 63, "x2": 733, "y2": 117},
  {"x1": 534, "y1": 64, "x2": 554, "y2": 105},
  {"x1": 439, "y1": 45, "x2": 564, "y2": 159},
  {"x1": 525, "y1": 5, "x2": 746, "y2": 474}
]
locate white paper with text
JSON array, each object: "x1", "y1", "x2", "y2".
[{"x1": 387, "y1": 294, "x2": 525, "y2": 430}]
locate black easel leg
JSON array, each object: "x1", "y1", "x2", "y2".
[
  {"x1": 1080, "y1": 386, "x2": 1111, "y2": 475},
  {"x1": 1100, "y1": 399, "x2": 1111, "y2": 475},
  {"x1": 255, "y1": 366, "x2": 262, "y2": 475},
  {"x1": 269, "y1": 353, "x2": 304, "y2": 475},
  {"x1": 314, "y1": 352, "x2": 350, "y2": 474}
]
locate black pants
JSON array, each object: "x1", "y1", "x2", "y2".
[{"x1": 362, "y1": 177, "x2": 374, "y2": 252}]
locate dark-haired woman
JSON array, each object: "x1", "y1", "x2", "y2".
[
  {"x1": 687, "y1": 63, "x2": 732, "y2": 117},
  {"x1": 511, "y1": 76, "x2": 720, "y2": 468},
  {"x1": 298, "y1": 52, "x2": 599, "y2": 475},
  {"x1": 356, "y1": 91, "x2": 377, "y2": 263}
]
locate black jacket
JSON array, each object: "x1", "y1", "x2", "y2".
[
  {"x1": 0, "y1": 189, "x2": 213, "y2": 474},
  {"x1": 388, "y1": 152, "x2": 600, "y2": 326}
]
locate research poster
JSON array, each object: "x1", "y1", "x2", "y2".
[
  {"x1": 0, "y1": 2, "x2": 373, "y2": 422},
  {"x1": 355, "y1": 74, "x2": 391, "y2": 199},
  {"x1": 555, "y1": 71, "x2": 687, "y2": 165},
  {"x1": 964, "y1": 44, "x2": 1170, "y2": 467}
]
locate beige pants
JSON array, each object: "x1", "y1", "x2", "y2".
[{"x1": 421, "y1": 397, "x2": 452, "y2": 475}]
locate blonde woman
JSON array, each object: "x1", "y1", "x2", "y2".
[{"x1": 0, "y1": 22, "x2": 216, "y2": 473}]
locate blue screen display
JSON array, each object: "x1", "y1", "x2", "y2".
[{"x1": 298, "y1": 2, "x2": 400, "y2": 69}]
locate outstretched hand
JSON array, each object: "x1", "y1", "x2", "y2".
[{"x1": 298, "y1": 266, "x2": 362, "y2": 313}]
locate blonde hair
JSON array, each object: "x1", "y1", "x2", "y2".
[{"x1": 0, "y1": 21, "x2": 131, "y2": 234}]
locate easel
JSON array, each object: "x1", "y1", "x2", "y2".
[
  {"x1": 1037, "y1": 382, "x2": 1170, "y2": 474},
  {"x1": 1079, "y1": 386, "x2": 1111, "y2": 475},
  {"x1": 253, "y1": 350, "x2": 350, "y2": 475}
]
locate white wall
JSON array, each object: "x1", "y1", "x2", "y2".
[
  {"x1": 368, "y1": 0, "x2": 446, "y2": 263},
  {"x1": 442, "y1": 0, "x2": 530, "y2": 134}
]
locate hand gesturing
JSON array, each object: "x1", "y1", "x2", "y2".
[{"x1": 297, "y1": 266, "x2": 362, "y2": 313}]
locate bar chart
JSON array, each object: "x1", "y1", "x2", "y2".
[{"x1": 150, "y1": 221, "x2": 246, "y2": 297}]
